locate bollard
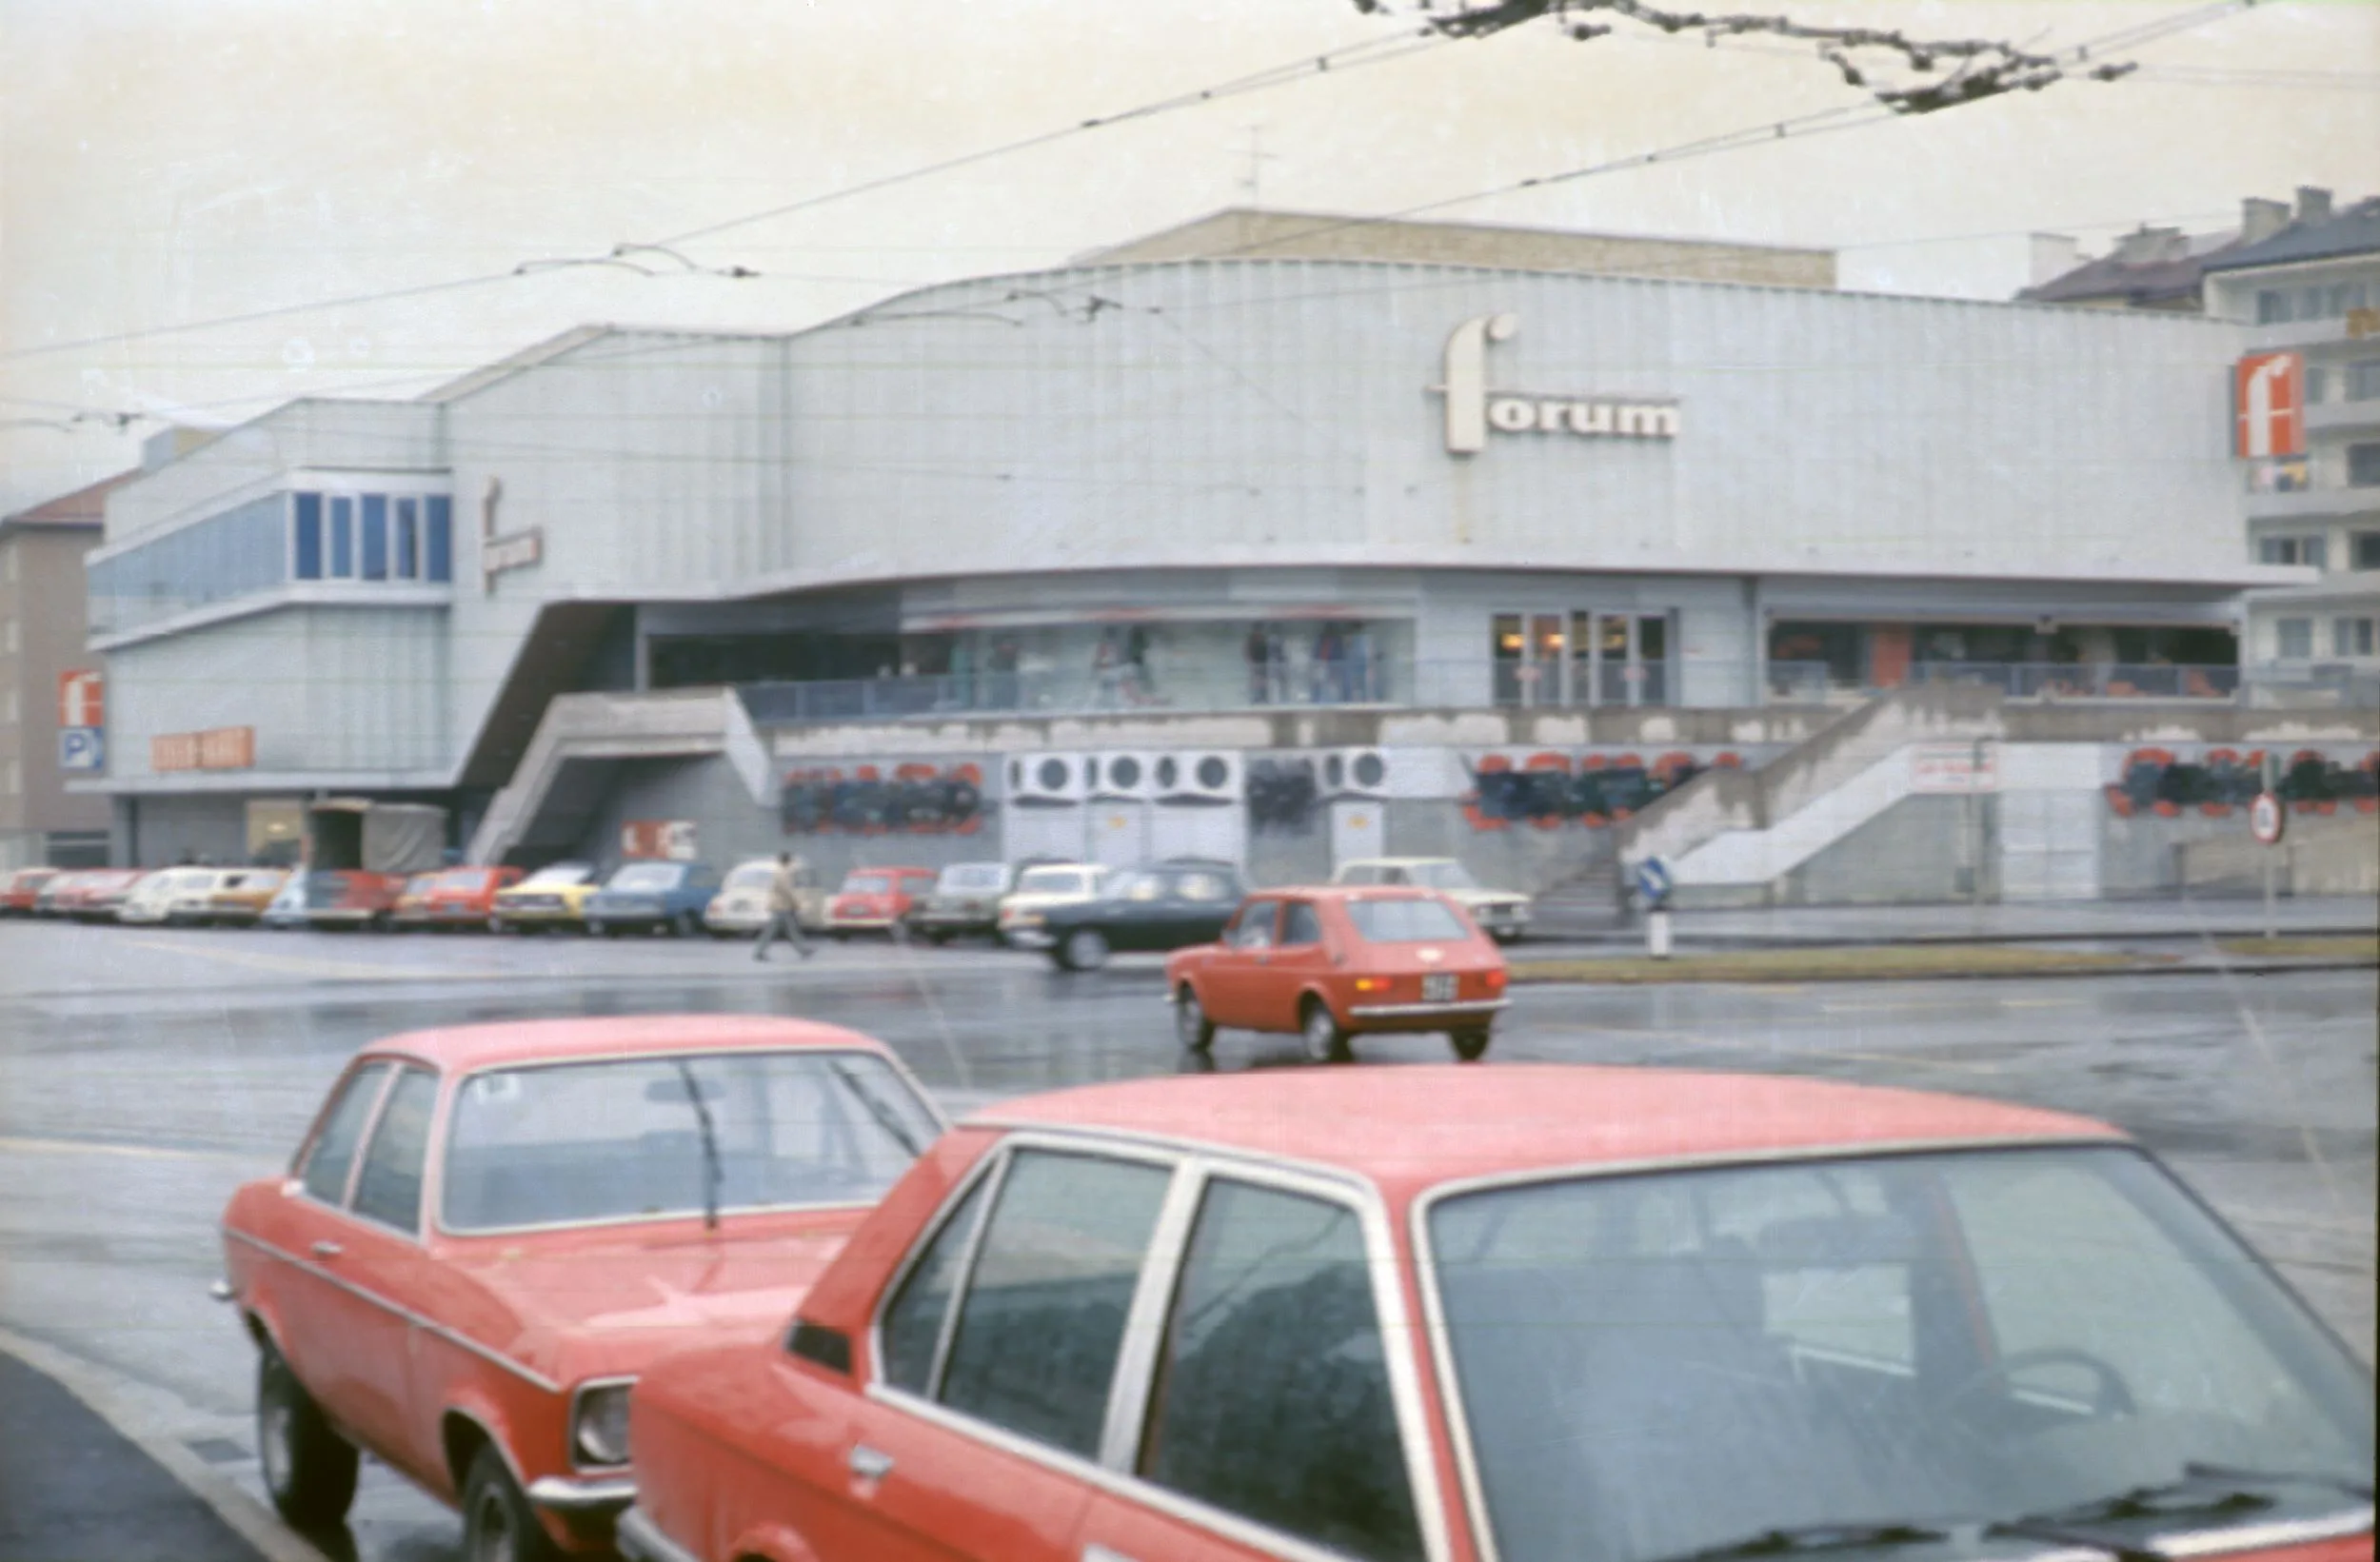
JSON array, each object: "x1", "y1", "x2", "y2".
[{"x1": 1648, "y1": 907, "x2": 1673, "y2": 959}]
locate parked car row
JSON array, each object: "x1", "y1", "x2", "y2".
[{"x1": 218, "y1": 1015, "x2": 2376, "y2": 1562}]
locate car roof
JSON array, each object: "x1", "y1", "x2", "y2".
[
  {"x1": 1339, "y1": 858, "x2": 1456, "y2": 867},
  {"x1": 970, "y1": 1066, "x2": 2123, "y2": 1195},
  {"x1": 1244, "y1": 884, "x2": 1442, "y2": 901},
  {"x1": 358, "y1": 1014, "x2": 899, "y2": 1074}
]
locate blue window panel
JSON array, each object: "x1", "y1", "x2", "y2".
[
  {"x1": 394, "y1": 498, "x2": 419, "y2": 580},
  {"x1": 330, "y1": 498, "x2": 355, "y2": 577},
  {"x1": 425, "y1": 496, "x2": 453, "y2": 583},
  {"x1": 361, "y1": 495, "x2": 389, "y2": 581}
]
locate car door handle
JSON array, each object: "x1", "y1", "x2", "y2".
[
  {"x1": 848, "y1": 1444, "x2": 895, "y2": 1481},
  {"x1": 309, "y1": 1239, "x2": 344, "y2": 1259}
]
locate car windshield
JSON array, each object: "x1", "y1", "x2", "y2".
[
  {"x1": 433, "y1": 869, "x2": 487, "y2": 890},
  {"x1": 1427, "y1": 1144, "x2": 2372, "y2": 1562},
  {"x1": 938, "y1": 863, "x2": 1006, "y2": 892},
  {"x1": 724, "y1": 861, "x2": 775, "y2": 890},
  {"x1": 1017, "y1": 867, "x2": 1093, "y2": 896},
  {"x1": 843, "y1": 873, "x2": 893, "y2": 894},
  {"x1": 443, "y1": 1049, "x2": 943, "y2": 1232},
  {"x1": 1405, "y1": 860, "x2": 1481, "y2": 891},
  {"x1": 606, "y1": 862, "x2": 684, "y2": 891},
  {"x1": 522, "y1": 863, "x2": 591, "y2": 887},
  {"x1": 1346, "y1": 897, "x2": 1469, "y2": 942}
]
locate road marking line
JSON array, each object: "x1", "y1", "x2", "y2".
[
  {"x1": 0, "y1": 1135, "x2": 262, "y2": 1165},
  {"x1": 0, "y1": 1323, "x2": 324, "y2": 1562}
]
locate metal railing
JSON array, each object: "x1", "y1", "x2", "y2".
[{"x1": 1766, "y1": 661, "x2": 2242, "y2": 704}]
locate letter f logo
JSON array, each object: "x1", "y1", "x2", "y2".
[{"x1": 1440, "y1": 312, "x2": 1518, "y2": 455}]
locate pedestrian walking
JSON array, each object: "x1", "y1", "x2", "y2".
[{"x1": 754, "y1": 850, "x2": 816, "y2": 961}]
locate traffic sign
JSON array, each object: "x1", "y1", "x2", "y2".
[
  {"x1": 58, "y1": 727, "x2": 104, "y2": 771},
  {"x1": 1633, "y1": 857, "x2": 1674, "y2": 906},
  {"x1": 2249, "y1": 792, "x2": 2285, "y2": 846}
]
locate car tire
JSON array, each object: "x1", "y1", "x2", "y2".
[
  {"x1": 1176, "y1": 985, "x2": 1216, "y2": 1052},
  {"x1": 461, "y1": 1445, "x2": 564, "y2": 1562},
  {"x1": 256, "y1": 1346, "x2": 358, "y2": 1531},
  {"x1": 1449, "y1": 1028, "x2": 1493, "y2": 1062},
  {"x1": 1061, "y1": 928, "x2": 1110, "y2": 972},
  {"x1": 1301, "y1": 999, "x2": 1352, "y2": 1065}
]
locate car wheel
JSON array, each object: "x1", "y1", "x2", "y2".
[
  {"x1": 1301, "y1": 999, "x2": 1352, "y2": 1064},
  {"x1": 1176, "y1": 985, "x2": 1216, "y2": 1052},
  {"x1": 255, "y1": 1346, "x2": 358, "y2": 1531},
  {"x1": 1449, "y1": 1028, "x2": 1493, "y2": 1062},
  {"x1": 1061, "y1": 928, "x2": 1110, "y2": 972},
  {"x1": 461, "y1": 1445, "x2": 564, "y2": 1562}
]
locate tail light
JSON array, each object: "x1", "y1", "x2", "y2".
[
  {"x1": 1354, "y1": 977, "x2": 1389, "y2": 994},
  {"x1": 1484, "y1": 967, "x2": 1507, "y2": 992}
]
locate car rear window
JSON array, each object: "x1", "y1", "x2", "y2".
[
  {"x1": 1018, "y1": 868, "x2": 1089, "y2": 896},
  {"x1": 725, "y1": 862, "x2": 775, "y2": 890},
  {"x1": 1346, "y1": 898, "x2": 1468, "y2": 943},
  {"x1": 940, "y1": 864, "x2": 1006, "y2": 892},
  {"x1": 843, "y1": 873, "x2": 893, "y2": 894},
  {"x1": 607, "y1": 863, "x2": 684, "y2": 891}
]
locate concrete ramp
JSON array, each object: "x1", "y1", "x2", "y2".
[
  {"x1": 1616, "y1": 685, "x2": 2006, "y2": 891},
  {"x1": 466, "y1": 689, "x2": 771, "y2": 864}
]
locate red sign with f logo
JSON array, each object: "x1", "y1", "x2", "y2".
[{"x1": 2236, "y1": 351, "x2": 2305, "y2": 459}]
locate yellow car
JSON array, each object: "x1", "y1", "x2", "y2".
[
  {"x1": 486, "y1": 860, "x2": 601, "y2": 933},
  {"x1": 207, "y1": 868, "x2": 292, "y2": 927}
]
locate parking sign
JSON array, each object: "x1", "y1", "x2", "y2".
[{"x1": 59, "y1": 727, "x2": 105, "y2": 771}]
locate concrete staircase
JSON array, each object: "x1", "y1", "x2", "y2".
[
  {"x1": 1614, "y1": 684, "x2": 2006, "y2": 900},
  {"x1": 466, "y1": 688, "x2": 772, "y2": 865}
]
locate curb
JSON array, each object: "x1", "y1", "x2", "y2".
[
  {"x1": 0, "y1": 1323, "x2": 323, "y2": 1562},
  {"x1": 1509, "y1": 956, "x2": 2380, "y2": 987}
]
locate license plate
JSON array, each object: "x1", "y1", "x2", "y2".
[{"x1": 1423, "y1": 974, "x2": 1457, "y2": 1002}]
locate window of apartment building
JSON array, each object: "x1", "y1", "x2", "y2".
[
  {"x1": 2355, "y1": 531, "x2": 2380, "y2": 571},
  {"x1": 2350, "y1": 444, "x2": 2380, "y2": 488},
  {"x1": 2349, "y1": 361, "x2": 2380, "y2": 403},
  {"x1": 2275, "y1": 618, "x2": 2314, "y2": 659},
  {"x1": 2333, "y1": 617, "x2": 2376, "y2": 658},
  {"x1": 2258, "y1": 282, "x2": 2375, "y2": 324},
  {"x1": 2305, "y1": 365, "x2": 2330, "y2": 405},
  {"x1": 2258, "y1": 534, "x2": 2327, "y2": 568}
]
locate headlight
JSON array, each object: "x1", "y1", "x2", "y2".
[{"x1": 570, "y1": 1379, "x2": 634, "y2": 1467}]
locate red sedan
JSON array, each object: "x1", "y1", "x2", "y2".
[
  {"x1": 823, "y1": 866, "x2": 938, "y2": 938},
  {"x1": 215, "y1": 1015, "x2": 946, "y2": 1559},
  {"x1": 1166, "y1": 885, "x2": 1509, "y2": 1062},
  {"x1": 0, "y1": 864, "x2": 60, "y2": 914},
  {"x1": 618, "y1": 1067, "x2": 2373, "y2": 1562}
]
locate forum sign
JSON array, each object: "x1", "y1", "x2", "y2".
[{"x1": 1438, "y1": 312, "x2": 1678, "y2": 455}]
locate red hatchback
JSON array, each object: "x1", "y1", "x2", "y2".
[
  {"x1": 215, "y1": 1015, "x2": 947, "y2": 1559},
  {"x1": 1167, "y1": 885, "x2": 1509, "y2": 1062},
  {"x1": 618, "y1": 1067, "x2": 2373, "y2": 1562}
]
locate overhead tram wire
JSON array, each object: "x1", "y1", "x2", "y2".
[
  {"x1": 0, "y1": 25, "x2": 1455, "y2": 375},
  {"x1": 645, "y1": 28, "x2": 1453, "y2": 250}
]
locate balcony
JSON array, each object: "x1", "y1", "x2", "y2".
[
  {"x1": 2309, "y1": 398, "x2": 2380, "y2": 436},
  {"x1": 2245, "y1": 485, "x2": 2380, "y2": 523}
]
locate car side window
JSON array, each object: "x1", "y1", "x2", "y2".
[
  {"x1": 299, "y1": 1062, "x2": 394, "y2": 1206},
  {"x1": 1140, "y1": 1178, "x2": 1423, "y2": 1562},
  {"x1": 937, "y1": 1149, "x2": 1174, "y2": 1458},
  {"x1": 1279, "y1": 901, "x2": 1323, "y2": 947},
  {"x1": 351, "y1": 1068, "x2": 439, "y2": 1235},
  {"x1": 879, "y1": 1175, "x2": 994, "y2": 1394},
  {"x1": 1340, "y1": 865, "x2": 1378, "y2": 885},
  {"x1": 1382, "y1": 867, "x2": 1411, "y2": 885},
  {"x1": 1226, "y1": 902, "x2": 1278, "y2": 949},
  {"x1": 1178, "y1": 873, "x2": 1231, "y2": 902}
]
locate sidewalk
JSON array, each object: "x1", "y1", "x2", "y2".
[
  {"x1": 1542, "y1": 894, "x2": 2377, "y2": 950},
  {"x1": 0, "y1": 1351, "x2": 267, "y2": 1562}
]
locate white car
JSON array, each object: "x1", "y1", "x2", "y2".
[
  {"x1": 1332, "y1": 857, "x2": 1531, "y2": 942},
  {"x1": 995, "y1": 861, "x2": 1115, "y2": 948},
  {"x1": 704, "y1": 857, "x2": 823, "y2": 937},
  {"x1": 114, "y1": 866, "x2": 232, "y2": 926}
]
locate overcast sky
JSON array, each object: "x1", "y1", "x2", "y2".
[{"x1": 3, "y1": 0, "x2": 2374, "y2": 514}]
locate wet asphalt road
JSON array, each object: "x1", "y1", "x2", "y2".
[{"x1": 0, "y1": 916, "x2": 2371, "y2": 1562}]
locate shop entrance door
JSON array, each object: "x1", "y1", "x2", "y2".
[
  {"x1": 1328, "y1": 800, "x2": 1385, "y2": 871},
  {"x1": 1492, "y1": 613, "x2": 1570, "y2": 707}
]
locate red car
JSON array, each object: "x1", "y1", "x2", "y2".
[
  {"x1": 52, "y1": 866, "x2": 144, "y2": 920},
  {"x1": 302, "y1": 868, "x2": 414, "y2": 930},
  {"x1": 1166, "y1": 885, "x2": 1510, "y2": 1062},
  {"x1": 396, "y1": 865, "x2": 525, "y2": 930},
  {"x1": 823, "y1": 866, "x2": 938, "y2": 938},
  {"x1": 619, "y1": 1067, "x2": 2373, "y2": 1562},
  {"x1": 0, "y1": 864, "x2": 61, "y2": 915},
  {"x1": 214, "y1": 1015, "x2": 946, "y2": 1558}
]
